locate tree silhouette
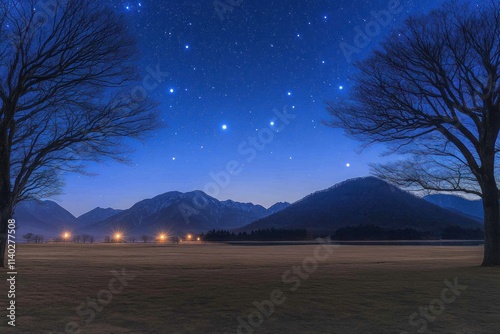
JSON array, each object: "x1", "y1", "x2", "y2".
[
  {"x1": 0, "y1": 0, "x2": 159, "y2": 266},
  {"x1": 22, "y1": 233, "x2": 34, "y2": 243},
  {"x1": 326, "y1": 1, "x2": 500, "y2": 266}
]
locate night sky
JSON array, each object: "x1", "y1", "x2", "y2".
[{"x1": 59, "y1": 0, "x2": 450, "y2": 216}]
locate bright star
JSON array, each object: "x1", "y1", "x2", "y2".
[
  {"x1": 339, "y1": 86, "x2": 344, "y2": 90},
  {"x1": 169, "y1": 88, "x2": 174, "y2": 93},
  {"x1": 287, "y1": 92, "x2": 292, "y2": 96},
  {"x1": 222, "y1": 124, "x2": 227, "y2": 130},
  {"x1": 185, "y1": 45, "x2": 190, "y2": 49},
  {"x1": 346, "y1": 163, "x2": 351, "y2": 167},
  {"x1": 270, "y1": 121, "x2": 275, "y2": 126}
]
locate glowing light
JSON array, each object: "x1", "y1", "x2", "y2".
[
  {"x1": 114, "y1": 233, "x2": 122, "y2": 241},
  {"x1": 169, "y1": 88, "x2": 174, "y2": 93},
  {"x1": 222, "y1": 124, "x2": 228, "y2": 130},
  {"x1": 197, "y1": 237, "x2": 201, "y2": 241},
  {"x1": 339, "y1": 86, "x2": 344, "y2": 90},
  {"x1": 158, "y1": 233, "x2": 167, "y2": 242},
  {"x1": 287, "y1": 92, "x2": 292, "y2": 96},
  {"x1": 270, "y1": 121, "x2": 275, "y2": 126},
  {"x1": 62, "y1": 232, "x2": 71, "y2": 240},
  {"x1": 346, "y1": 163, "x2": 351, "y2": 167},
  {"x1": 187, "y1": 234, "x2": 193, "y2": 241}
]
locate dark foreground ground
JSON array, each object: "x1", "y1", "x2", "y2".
[{"x1": 0, "y1": 243, "x2": 499, "y2": 334}]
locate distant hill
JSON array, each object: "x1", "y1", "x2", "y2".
[
  {"x1": 267, "y1": 202, "x2": 291, "y2": 215},
  {"x1": 424, "y1": 194, "x2": 483, "y2": 220},
  {"x1": 82, "y1": 191, "x2": 289, "y2": 236},
  {"x1": 241, "y1": 177, "x2": 482, "y2": 233},
  {"x1": 77, "y1": 207, "x2": 123, "y2": 226},
  {"x1": 221, "y1": 200, "x2": 268, "y2": 218},
  {"x1": 14, "y1": 200, "x2": 77, "y2": 236}
]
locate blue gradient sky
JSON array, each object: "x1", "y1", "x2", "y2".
[{"x1": 57, "y1": 0, "x2": 450, "y2": 216}]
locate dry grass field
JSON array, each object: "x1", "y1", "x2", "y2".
[{"x1": 1, "y1": 243, "x2": 499, "y2": 334}]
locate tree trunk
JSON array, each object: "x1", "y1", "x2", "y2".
[
  {"x1": 481, "y1": 181, "x2": 500, "y2": 266},
  {"x1": 0, "y1": 130, "x2": 12, "y2": 268},
  {"x1": 0, "y1": 208, "x2": 11, "y2": 268}
]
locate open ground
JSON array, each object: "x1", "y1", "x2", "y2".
[{"x1": 1, "y1": 243, "x2": 499, "y2": 334}]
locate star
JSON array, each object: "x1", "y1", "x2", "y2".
[
  {"x1": 346, "y1": 163, "x2": 350, "y2": 167},
  {"x1": 222, "y1": 124, "x2": 228, "y2": 130},
  {"x1": 169, "y1": 88, "x2": 175, "y2": 93},
  {"x1": 270, "y1": 121, "x2": 275, "y2": 126},
  {"x1": 287, "y1": 92, "x2": 292, "y2": 96},
  {"x1": 185, "y1": 45, "x2": 190, "y2": 49},
  {"x1": 339, "y1": 86, "x2": 344, "y2": 90}
]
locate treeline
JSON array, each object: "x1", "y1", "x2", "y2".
[
  {"x1": 202, "y1": 228, "x2": 309, "y2": 241},
  {"x1": 333, "y1": 225, "x2": 484, "y2": 241},
  {"x1": 22, "y1": 233, "x2": 45, "y2": 243}
]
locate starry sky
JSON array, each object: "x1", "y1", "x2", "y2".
[{"x1": 59, "y1": 0, "x2": 449, "y2": 216}]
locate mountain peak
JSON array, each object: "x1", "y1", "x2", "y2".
[{"x1": 241, "y1": 177, "x2": 480, "y2": 232}]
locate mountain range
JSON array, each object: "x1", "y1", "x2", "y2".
[
  {"x1": 424, "y1": 194, "x2": 483, "y2": 220},
  {"x1": 14, "y1": 192, "x2": 290, "y2": 237},
  {"x1": 241, "y1": 177, "x2": 481, "y2": 233},
  {"x1": 13, "y1": 177, "x2": 484, "y2": 238}
]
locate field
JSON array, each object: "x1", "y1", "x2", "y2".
[{"x1": 1, "y1": 243, "x2": 499, "y2": 334}]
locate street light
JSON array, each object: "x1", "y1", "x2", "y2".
[
  {"x1": 62, "y1": 232, "x2": 71, "y2": 241},
  {"x1": 187, "y1": 234, "x2": 192, "y2": 241},
  {"x1": 114, "y1": 232, "x2": 122, "y2": 242}
]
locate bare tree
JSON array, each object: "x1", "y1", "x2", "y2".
[
  {"x1": 32, "y1": 234, "x2": 44, "y2": 243},
  {"x1": 23, "y1": 233, "x2": 34, "y2": 243},
  {"x1": 81, "y1": 234, "x2": 90, "y2": 243},
  {"x1": 128, "y1": 236, "x2": 137, "y2": 243},
  {"x1": 73, "y1": 235, "x2": 82, "y2": 243},
  {"x1": 0, "y1": 0, "x2": 159, "y2": 266},
  {"x1": 141, "y1": 235, "x2": 152, "y2": 243},
  {"x1": 326, "y1": 1, "x2": 500, "y2": 266}
]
